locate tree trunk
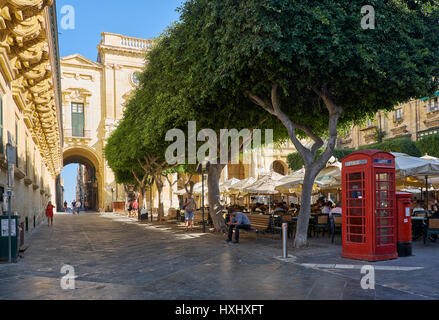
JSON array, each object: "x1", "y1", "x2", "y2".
[
  {"x1": 294, "y1": 167, "x2": 318, "y2": 248},
  {"x1": 155, "y1": 178, "x2": 165, "y2": 221},
  {"x1": 207, "y1": 163, "x2": 227, "y2": 232},
  {"x1": 141, "y1": 186, "x2": 147, "y2": 210}
]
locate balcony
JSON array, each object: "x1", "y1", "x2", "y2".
[
  {"x1": 100, "y1": 33, "x2": 154, "y2": 51},
  {"x1": 417, "y1": 127, "x2": 439, "y2": 140}
]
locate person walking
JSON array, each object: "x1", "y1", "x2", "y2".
[
  {"x1": 133, "y1": 199, "x2": 139, "y2": 218},
  {"x1": 46, "y1": 201, "x2": 55, "y2": 227},
  {"x1": 76, "y1": 200, "x2": 82, "y2": 215},
  {"x1": 63, "y1": 201, "x2": 68, "y2": 212},
  {"x1": 184, "y1": 193, "x2": 197, "y2": 232},
  {"x1": 127, "y1": 201, "x2": 133, "y2": 217},
  {"x1": 72, "y1": 200, "x2": 76, "y2": 214}
]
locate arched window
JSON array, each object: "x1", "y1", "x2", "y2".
[{"x1": 272, "y1": 160, "x2": 286, "y2": 176}]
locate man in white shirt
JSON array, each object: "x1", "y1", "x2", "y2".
[{"x1": 76, "y1": 200, "x2": 82, "y2": 214}]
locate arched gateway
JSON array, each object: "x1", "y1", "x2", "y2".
[{"x1": 60, "y1": 147, "x2": 105, "y2": 211}]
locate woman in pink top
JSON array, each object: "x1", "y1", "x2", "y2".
[{"x1": 133, "y1": 199, "x2": 139, "y2": 218}]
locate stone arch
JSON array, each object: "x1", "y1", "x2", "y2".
[
  {"x1": 271, "y1": 160, "x2": 288, "y2": 176},
  {"x1": 62, "y1": 146, "x2": 105, "y2": 210}
]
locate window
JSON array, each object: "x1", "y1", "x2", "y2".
[
  {"x1": 345, "y1": 172, "x2": 366, "y2": 244},
  {"x1": 71, "y1": 103, "x2": 85, "y2": 137},
  {"x1": 366, "y1": 119, "x2": 373, "y2": 127},
  {"x1": 0, "y1": 96, "x2": 2, "y2": 154},
  {"x1": 395, "y1": 109, "x2": 403, "y2": 121},
  {"x1": 427, "y1": 98, "x2": 439, "y2": 112},
  {"x1": 375, "y1": 172, "x2": 395, "y2": 246}
]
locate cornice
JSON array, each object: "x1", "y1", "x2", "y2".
[
  {"x1": 0, "y1": 0, "x2": 62, "y2": 176},
  {"x1": 97, "y1": 44, "x2": 147, "y2": 58}
]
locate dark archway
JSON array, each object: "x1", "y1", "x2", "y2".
[
  {"x1": 57, "y1": 153, "x2": 99, "y2": 212},
  {"x1": 272, "y1": 160, "x2": 287, "y2": 176}
]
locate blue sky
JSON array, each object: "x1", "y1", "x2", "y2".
[
  {"x1": 56, "y1": 0, "x2": 184, "y2": 60},
  {"x1": 57, "y1": 1, "x2": 183, "y2": 204}
]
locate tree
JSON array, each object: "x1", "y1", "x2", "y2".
[
  {"x1": 417, "y1": 133, "x2": 439, "y2": 158},
  {"x1": 178, "y1": 0, "x2": 439, "y2": 246},
  {"x1": 131, "y1": 23, "x2": 287, "y2": 231}
]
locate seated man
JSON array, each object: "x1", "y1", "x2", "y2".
[{"x1": 226, "y1": 208, "x2": 251, "y2": 244}]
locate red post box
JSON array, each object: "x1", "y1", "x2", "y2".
[
  {"x1": 396, "y1": 192, "x2": 413, "y2": 257},
  {"x1": 341, "y1": 150, "x2": 398, "y2": 262}
]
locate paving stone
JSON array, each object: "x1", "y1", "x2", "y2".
[{"x1": 0, "y1": 212, "x2": 433, "y2": 300}]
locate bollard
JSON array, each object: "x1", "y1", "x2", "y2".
[{"x1": 282, "y1": 223, "x2": 288, "y2": 259}]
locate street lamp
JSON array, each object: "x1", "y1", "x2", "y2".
[{"x1": 196, "y1": 161, "x2": 210, "y2": 233}]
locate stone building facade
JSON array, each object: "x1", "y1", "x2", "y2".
[
  {"x1": 0, "y1": 0, "x2": 62, "y2": 230},
  {"x1": 338, "y1": 97, "x2": 439, "y2": 149}
]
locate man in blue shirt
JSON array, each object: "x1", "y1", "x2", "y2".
[{"x1": 226, "y1": 208, "x2": 251, "y2": 244}]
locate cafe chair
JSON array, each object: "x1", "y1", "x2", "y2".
[
  {"x1": 332, "y1": 216, "x2": 343, "y2": 244},
  {"x1": 424, "y1": 218, "x2": 439, "y2": 245},
  {"x1": 314, "y1": 214, "x2": 329, "y2": 238}
]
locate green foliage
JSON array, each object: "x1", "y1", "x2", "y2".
[
  {"x1": 177, "y1": 0, "x2": 439, "y2": 142},
  {"x1": 417, "y1": 134, "x2": 439, "y2": 158},
  {"x1": 359, "y1": 137, "x2": 421, "y2": 157},
  {"x1": 373, "y1": 128, "x2": 387, "y2": 144},
  {"x1": 287, "y1": 148, "x2": 355, "y2": 170},
  {"x1": 333, "y1": 149, "x2": 355, "y2": 161}
]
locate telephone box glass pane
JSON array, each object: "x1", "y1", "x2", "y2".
[
  {"x1": 375, "y1": 172, "x2": 395, "y2": 247},
  {"x1": 346, "y1": 172, "x2": 366, "y2": 244}
]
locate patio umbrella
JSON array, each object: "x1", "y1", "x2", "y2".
[
  {"x1": 219, "y1": 178, "x2": 241, "y2": 193},
  {"x1": 244, "y1": 171, "x2": 285, "y2": 194},
  {"x1": 315, "y1": 162, "x2": 342, "y2": 189},
  {"x1": 274, "y1": 168, "x2": 307, "y2": 193},
  {"x1": 393, "y1": 152, "x2": 439, "y2": 208},
  {"x1": 228, "y1": 177, "x2": 257, "y2": 195}
]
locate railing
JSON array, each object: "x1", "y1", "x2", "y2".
[
  {"x1": 64, "y1": 129, "x2": 92, "y2": 139},
  {"x1": 120, "y1": 36, "x2": 154, "y2": 50},
  {"x1": 101, "y1": 33, "x2": 154, "y2": 51},
  {"x1": 417, "y1": 127, "x2": 439, "y2": 140}
]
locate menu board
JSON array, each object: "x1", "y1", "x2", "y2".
[{"x1": 1, "y1": 219, "x2": 16, "y2": 237}]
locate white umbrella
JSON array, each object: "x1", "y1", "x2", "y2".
[
  {"x1": 315, "y1": 162, "x2": 342, "y2": 189},
  {"x1": 219, "y1": 178, "x2": 241, "y2": 193},
  {"x1": 392, "y1": 152, "x2": 439, "y2": 178},
  {"x1": 228, "y1": 177, "x2": 257, "y2": 195},
  {"x1": 393, "y1": 152, "x2": 439, "y2": 208},
  {"x1": 274, "y1": 168, "x2": 307, "y2": 192},
  {"x1": 244, "y1": 172, "x2": 285, "y2": 194}
]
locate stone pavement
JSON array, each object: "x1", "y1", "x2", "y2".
[{"x1": 0, "y1": 212, "x2": 436, "y2": 300}]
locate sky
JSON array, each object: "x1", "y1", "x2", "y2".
[
  {"x1": 56, "y1": 0, "x2": 184, "y2": 60},
  {"x1": 57, "y1": 0, "x2": 184, "y2": 204}
]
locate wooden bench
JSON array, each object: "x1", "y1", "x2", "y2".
[
  {"x1": 243, "y1": 214, "x2": 271, "y2": 239},
  {"x1": 193, "y1": 211, "x2": 209, "y2": 226}
]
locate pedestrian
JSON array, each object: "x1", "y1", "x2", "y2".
[
  {"x1": 72, "y1": 200, "x2": 76, "y2": 214},
  {"x1": 133, "y1": 199, "x2": 139, "y2": 218},
  {"x1": 76, "y1": 200, "x2": 81, "y2": 214},
  {"x1": 226, "y1": 207, "x2": 251, "y2": 244},
  {"x1": 63, "y1": 201, "x2": 68, "y2": 212},
  {"x1": 184, "y1": 193, "x2": 197, "y2": 232},
  {"x1": 84, "y1": 200, "x2": 89, "y2": 212},
  {"x1": 46, "y1": 201, "x2": 55, "y2": 227},
  {"x1": 127, "y1": 201, "x2": 133, "y2": 217}
]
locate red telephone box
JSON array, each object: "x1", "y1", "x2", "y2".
[{"x1": 341, "y1": 150, "x2": 398, "y2": 262}]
